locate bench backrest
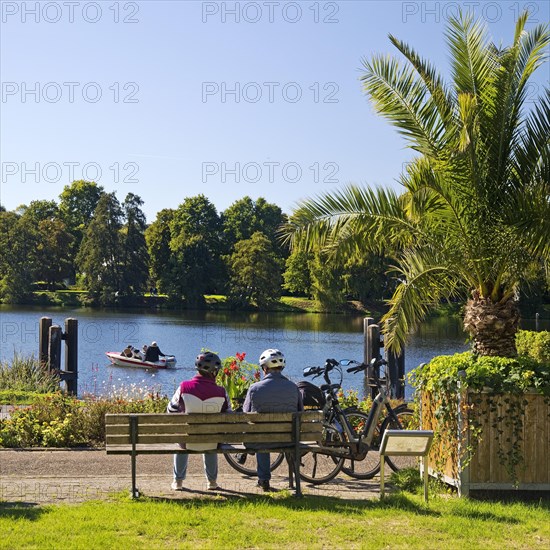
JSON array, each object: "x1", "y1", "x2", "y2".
[{"x1": 105, "y1": 411, "x2": 323, "y2": 446}]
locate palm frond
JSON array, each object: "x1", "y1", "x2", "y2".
[
  {"x1": 381, "y1": 251, "x2": 462, "y2": 353},
  {"x1": 361, "y1": 55, "x2": 443, "y2": 156},
  {"x1": 445, "y1": 10, "x2": 496, "y2": 98},
  {"x1": 387, "y1": 34, "x2": 455, "y2": 140}
]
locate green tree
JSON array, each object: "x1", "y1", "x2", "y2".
[
  {"x1": 59, "y1": 181, "x2": 104, "y2": 234},
  {"x1": 18, "y1": 200, "x2": 74, "y2": 289},
  {"x1": 0, "y1": 211, "x2": 38, "y2": 302},
  {"x1": 17, "y1": 199, "x2": 59, "y2": 222},
  {"x1": 228, "y1": 231, "x2": 283, "y2": 308},
  {"x1": 283, "y1": 250, "x2": 313, "y2": 296},
  {"x1": 59, "y1": 180, "x2": 104, "y2": 281},
  {"x1": 221, "y1": 196, "x2": 287, "y2": 253},
  {"x1": 309, "y1": 252, "x2": 346, "y2": 310},
  {"x1": 285, "y1": 12, "x2": 549, "y2": 356},
  {"x1": 35, "y1": 219, "x2": 75, "y2": 289},
  {"x1": 145, "y1": 208, "x2": 176, "y2": 295},
  {"x1": 120, "y1": 193, "x2": 149, "y2": 297},
  {"x1": 169, "y1": 195, "x2": 222, "y2": 306},
  {"x1": 76, "y1": 193, "x2": 123, "y2": 303},
  {"x1": 343, "y1": 254, "x2": 393, "y2": 304}
]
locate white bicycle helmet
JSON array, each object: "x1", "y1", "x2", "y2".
[
  {"x1": 259, "y1": 349, "x2": 285, "y2": 370},
  {"x1": 195, "y1": 352, "x2": 222, "y2": 375}
]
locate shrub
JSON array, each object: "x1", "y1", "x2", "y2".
[
  {"x1": 0, "y1": 391, "x2": 169, "y2": 448},
  {"x1": 0, "y1": 390, "x2": 58, "y2": 405},
  {"x1": 516, "y1": 330, "x2": 550, "y2": 364},
  {"x1": 0, "y1": 353, "x2": 60, "y2": 394}
]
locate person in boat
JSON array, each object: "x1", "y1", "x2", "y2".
[
  {"x1": 167, "y1": 352, "x2": 232, "y2": 491},
  {"x1": 144, "y1": 341, "x2": 165, "y2": 362},
  {"x1": 132, "y1": 347, "x2": 144, "y2": 360},
  {"x1": 121, "y1": 345, "x2": 134, "y2": 358}
]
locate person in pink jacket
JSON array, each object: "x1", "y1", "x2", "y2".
[{"x1": 167, "y1": 352, "x2": 232, "y2": 490}]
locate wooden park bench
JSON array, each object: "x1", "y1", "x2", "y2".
[{"x1": 105, "y1": 411, "x2": 324, "y2": 497}]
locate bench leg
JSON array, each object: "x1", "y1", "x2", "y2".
[
  {"x1": 380, "y1": 456, "x2": 385, "y2": 499},
  {"x1": 130, "y1": 415, "x2": 139, "y2": 498},
  {"x1": 131, "y1": 453, "x2": 140, "y2": 498},
  {"x1": 286, "y1": 453, "x2": 295, "y2": 489},
  {"x1": 293, "y1": 451, "x2": 303, "y2": 497}
]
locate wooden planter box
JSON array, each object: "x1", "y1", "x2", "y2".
[{"x1": 421, "y1": 390, "x2": 550, "y2": 496}]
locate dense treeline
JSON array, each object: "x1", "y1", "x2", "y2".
[{"x1": 0, "y1": 180, "x2": 393, "y2": 309}]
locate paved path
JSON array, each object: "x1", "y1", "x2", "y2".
[{"x1": 0, "y1": 449, "x2": 382, "y2": 505}]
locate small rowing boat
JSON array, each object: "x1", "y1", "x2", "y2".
[{"x1": 105, "y1": 352, "x2": 177, "y2": 369}]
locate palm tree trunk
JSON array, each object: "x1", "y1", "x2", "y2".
[{"x1": 463, "y1": 291, "x2": 520, "y2": 357}]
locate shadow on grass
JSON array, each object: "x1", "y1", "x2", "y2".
[
  {"x1": 449, "y1": 508, "x2": 521, "y2": 524},
  {"x1": 0, "y1": 502, "x2": 46, "y2": 522},
  {"x1": 147, "y1": 491, "x2": 440, "y2": 517}
]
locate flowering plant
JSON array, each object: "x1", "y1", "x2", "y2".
[{"x1": 218, "y1": 352, "x2": 261, "y2": 409}]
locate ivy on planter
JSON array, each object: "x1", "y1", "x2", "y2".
[{"x1": 409, "y1": 349, "x2": 550, "y2": 484}]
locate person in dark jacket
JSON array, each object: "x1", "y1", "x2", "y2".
[
  {"x1": 243, "y1": 348, "x2": 303, "y2": 491},
  {"x1": 144, "y1": 341, "x2": 165, "y2": 362}
]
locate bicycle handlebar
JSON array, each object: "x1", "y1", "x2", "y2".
[
  {"x1": 346, "y1": 364, "x2": 365, "y2": 374},
  {"x1": 346, "y1": 357, "x2": 388, "y2": 374},
  {"x1": 303, "y1": 358, "x2": 339, "y2": 378},
  {"x1": 304, "y1": 357, "x2": 387, "y2": 378}
]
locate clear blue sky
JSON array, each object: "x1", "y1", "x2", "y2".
[{"x1": 1, "y1": 0, "x2": 549, "y2": 222}]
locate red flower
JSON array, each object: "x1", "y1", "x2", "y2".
[
  {"x1": 236, "y1": 352, "x2": 246, "y2": 362},
  {"x1": 223, "y1": 368, "x2": 230, "y2": 376},
  {"x1": 254, "y1": 371, "x2": 261, "y2": 380}
]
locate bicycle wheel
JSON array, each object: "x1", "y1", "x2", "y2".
[
  {"x1": 224, "y1": 452, "x2": 285, "y2": 476},
  {"x1": 380, "y1": 407, "x2": 417, "y2": 472},
  {"x1": 340, "y1": 410, "x2": 381, "y2": 480},
  {"x1": 299, "y1": 423, "x2": 345, "y2": 484}
]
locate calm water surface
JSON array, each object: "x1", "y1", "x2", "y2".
[{"x1": 1, "y1": 306, "x2": 547, "y2": 400}]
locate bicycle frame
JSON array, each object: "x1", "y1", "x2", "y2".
[{"x1": 309, "y1": 358, "x2": 404, "y2": 459}]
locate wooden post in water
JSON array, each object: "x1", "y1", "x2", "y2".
[
  {"x1": 363, "y1": 317, "x2": 375, "y2": 365},
  {"x1": 39, "y1": 318, "x2": 78, "y2": 395},
  {"x1": 63, "y1": 318, "x2": 78, "y2": 395},
  {"x1": 387, "y1": 349, "x2": 405, "y2": 399},
  {"x1": 39, "y1": 317, "x2": 52, "y2": 367},
  {"x1": 366, "y1": 323, "x2": 381, "y2": 399},
  {"x1": 48, "y1": 325, "x2": 62, "y2": 372}
]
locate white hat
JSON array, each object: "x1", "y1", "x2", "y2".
[{"x1": 151, "y1": 341, "x2": 158, "y2": 347}]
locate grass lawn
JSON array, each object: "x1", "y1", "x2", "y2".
[{"x1": 1, "y1": 492, "x2": 548, "y2": 549}]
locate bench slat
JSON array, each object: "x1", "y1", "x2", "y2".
[
  {"x1": 106, "y1": 427, "x2": 322, "y2": 445},
  {"x1": 105, "y1": 442, "x2": 325, "y2": 455},
  {"x1": 107, "y1": 433, "x2": 298, "y2": 445},
  {"x1": 105, "y1": 411, "x2": 322, "y2": 425},
  {"x1": 105, "y1": 422, "x2": 300, "y2": 436}
]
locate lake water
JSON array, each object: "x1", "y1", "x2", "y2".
[{"x1": 1, "y1": 306, "x2": 546, "y2": 401}]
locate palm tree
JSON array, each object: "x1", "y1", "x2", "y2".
[{"x1": 284, "y1": 12, "x2": 549, "y2": 357}]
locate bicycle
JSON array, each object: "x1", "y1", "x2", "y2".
[{"x1": 298, "y1": 357, "x2": 415, "y2": 485}]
